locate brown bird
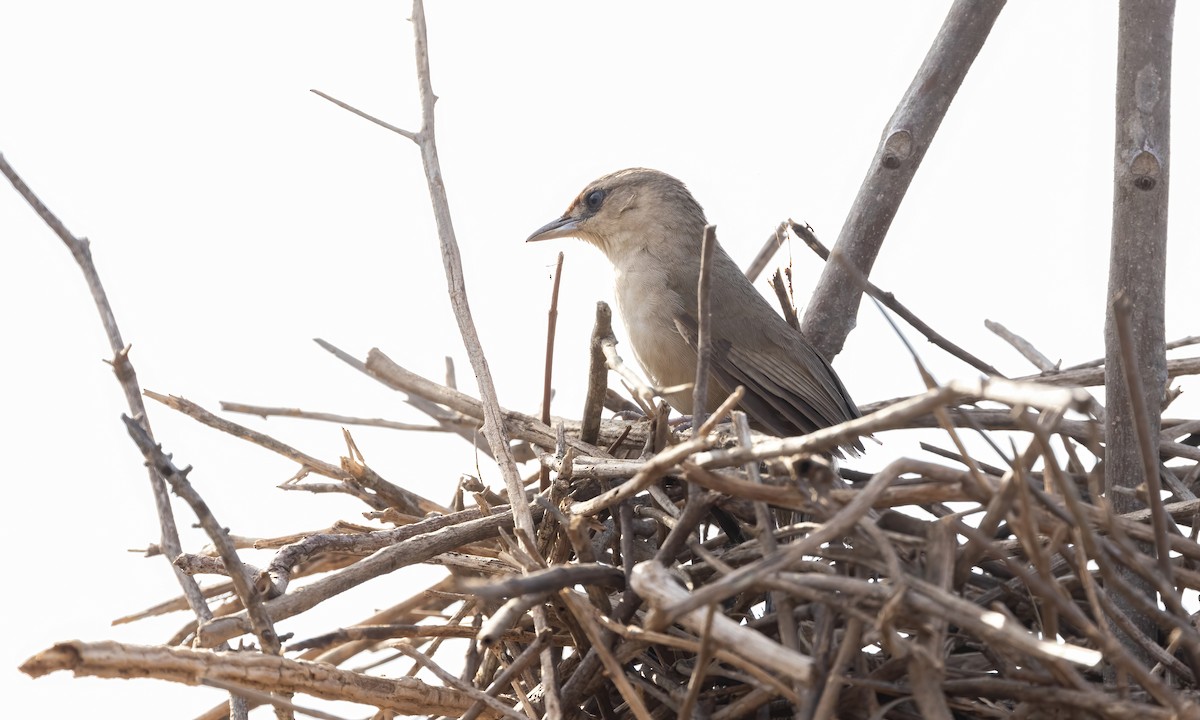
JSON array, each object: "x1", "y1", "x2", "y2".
[{"x1": 527, "y1": 168, "x2": 863, "y2": 453}]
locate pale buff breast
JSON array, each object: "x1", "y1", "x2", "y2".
[{"x1": 612, "y1": 261, "x2": 703, "y2": 414}]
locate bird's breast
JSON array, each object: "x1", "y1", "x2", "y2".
[{"x1": 613, "y1": 263, "x2": 699, "y2": 412}]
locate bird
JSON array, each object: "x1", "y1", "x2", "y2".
[{"x1": 526, "y1": 168, "x2": 863, "y2": 454}]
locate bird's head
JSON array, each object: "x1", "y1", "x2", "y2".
[{"x1": 526, "y1": 168, "x2": 707, "y2": 263}]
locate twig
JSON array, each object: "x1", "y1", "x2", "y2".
[
  {"x1": 590, "y1": 611, "x2": 802, "y2": 704},
  {"x1": 691, "y1": 377, "x2": 1092, "y2": 470},
  {"x1": 395, "y1": 643, "x2": 527, "y2": 720},
  {"x1": 309, "y1": 89, "x2": 417, "y2": 141},
  {"x1": 197, "y1": 506, "x2": 541, "y2": 647},
  {"x1": 0, "y1": 154, "x2": 212, "y2": 624},
  {"x1": 792, "y1": 220, "x2": 1004, "y2": 376},
  {"x1": 465, "y1": 564, "x2": 624, "y2": 599},
  {"x1": 632, "y1": 561, "x2": 813, "y2": 684},
  {"x1": 581, "y1": 302, "x2": 614, "y2": 445},
  {"x1": 875, "y1": 407, "x2": 1200, "y2": 464},
  {"x1": 0, "y1": 155, "x2": 152, "y2": 431},
  {"x1": 810, "y1": 617, "x2": 864, "y2": 720},
  {"x1": 1063, "y1": 335, "x2": 1200, "y2": 371},
  {"x1": 316, "y1": 1, "x2": 540, "y2": 608},
  {"x1": 365, "y1": 348, "x2": 608, "y2": 456},
  {"x1": 568, "y1": 435, "x2": 719, "y2": 516},
  {"x1": 313, "y1": 338, "x2": 496, "y2": 457},
  {"x1": 460, "y1": 629, "x2": 553, "y2": 720},
  {"x1": 219, "y1": 402, "x2": 445, "y2": 432},
  {"x1": 201, "y1": 677, "x2": 351, "y2": 720},
  {"x1": 677, "y1": 604, "x2": 718, "y2": 720},
  {"x1": 407, "y1": 0, "x2": 541, "y2": 569},
  {"x1": 733, "y1": 412, "x2": 800, "y2": 654},
  {"x1": 340, "y1": 429, "x2": 450, "y2": 514},
  {"x1": 692, "y1": 225, "x2": 717, "y2": 431},
  {"x1": 984, "y1": 320, "x2": 1109, "y2": 424},
  {"x1": 1014, "y1": 356, "x2": 1200, "y2": 387},
  {"x1": 289, "y1": 623, "x2": 538, "y2": 653},
  {"x1": 540, "y1": 251, "x2": 565, "y2": 491},
  {"x1": 601, "y1": 336, "x2": 658, "y2": 416},
  {"x1": 145, "y1": 391, "x2": 346, "y2": 479},
  {"x1": 1113, "y1": 294, "x2": 1176, "y2": 594},
  {"x1": 743, "y1": 221, "x2": 789, "y2": 283},
  {"x1": 654, "y1": 457, "x2": 905, "y2": 623},
  {"x1": 264, "y1": 507, "x2": 513, "y2": 595},
  {"x1": 302, "y1": 576, "x2": 459, "y2": 665},
  {"x1": 559, "y1": 590, "x2": 655, "y2": 720},
  {"x1": 985, "y1": 319, "x2": 1058, "y2": 371},
  {"x1": 173, "y1": 554, "x2": 266, "y2": 582},
  {"x1": 769, "y1": 268, "x2": 801, "y2": 331},
  {"x1": 122, "y1": 416, "x2": 282, "y2": 655},
  {"x1": 695, "y1": 386, "x2": 745, "y2": 437}
]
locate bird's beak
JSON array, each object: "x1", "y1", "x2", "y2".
[{"x1": 526, "y1": 215, "x2": 581, "y2": 243}]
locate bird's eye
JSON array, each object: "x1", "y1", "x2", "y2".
[{"x1": 584, "y1": 189, "x2": 605, "y2": 212}]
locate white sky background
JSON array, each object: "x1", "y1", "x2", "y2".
[{"x1": 4, "y1": 2, "x2": 1199, "y2": 717}]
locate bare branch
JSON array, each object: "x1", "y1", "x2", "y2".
[
  {"x1": 0, "y1": 155, "x2": 215, "y2": 641},
  {"x1": 1103, "y1": 0, "x2": 1175, "y2": 665},
  {"x1": 20, "y1": 640, "x2": 487, "y2": 717},
  {"x1": 801, "y1": 0, "x2": 1006, "y2": 359}
]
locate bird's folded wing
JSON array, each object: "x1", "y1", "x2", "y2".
[{"x1": 673, "y1": 313, "x2": 863, "y2": 451}]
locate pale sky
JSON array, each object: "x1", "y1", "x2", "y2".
[{"x1": 4, "y1": 2, "x2": 1199, "y2": 718}]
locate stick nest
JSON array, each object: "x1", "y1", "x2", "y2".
[{"x1": 21, "y1": 332, "x2": 1200, "y2": 720}]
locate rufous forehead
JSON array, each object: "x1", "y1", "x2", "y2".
[{"x1": 565, "y1": 185, "x2": 603, "y2": 215}]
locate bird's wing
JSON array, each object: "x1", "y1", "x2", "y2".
[{"x1": 673, "y1": 313, "x2": 864, "y2": 452}]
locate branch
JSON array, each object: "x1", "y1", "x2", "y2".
[
  {"x1": 145, "y1": 391, "x2": 346, "y2": 479},
  {"x1": 1102, "y1": 0, "x2": 1175, "y2": 667},
  {"x1": 0, "y1": 156, "x2": 213, "y2": 631},
  {"x1": 219, "y1": 402, "x2": 446, "y2": 432},
  {"x1": 800, "y1": 0, "x2": 1006, "y2": 359},
  {"x1": 122, "y1": 417, "x2": 281, "y2": 655},
  {"x1": 20, "y1": 640, "x2": 489, "y2": 718},
  {"x1": 196, "y1": 504, "x2": 542, "y2": 648}
]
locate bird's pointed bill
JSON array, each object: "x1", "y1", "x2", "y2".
[{"x1": 526, "y1": 216, "x2": 580, "y2": 243}]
